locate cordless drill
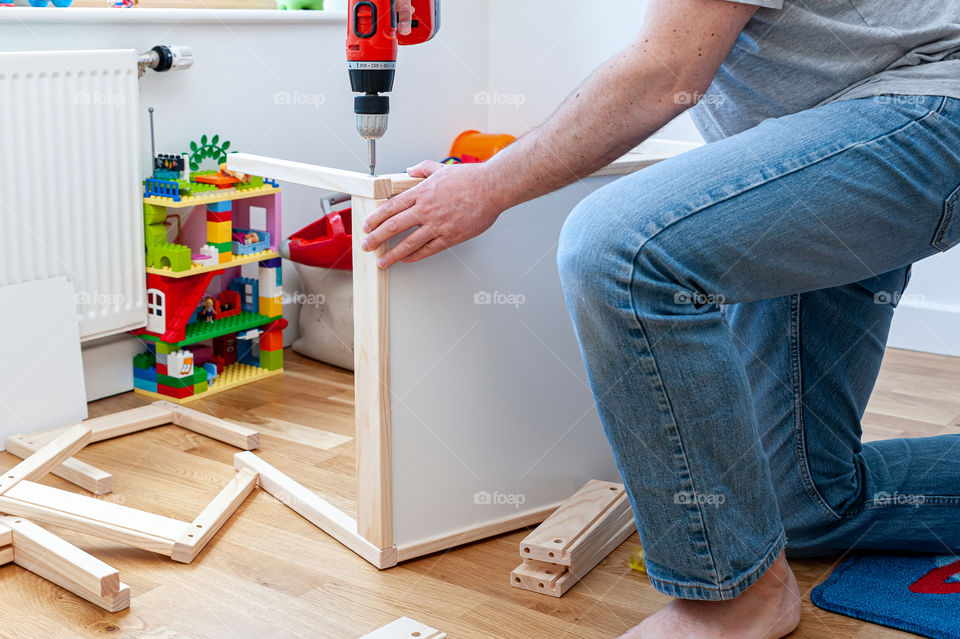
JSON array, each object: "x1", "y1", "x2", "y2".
[{"x1": 347, "y1": 0, "x2": 440, "y2": 175}]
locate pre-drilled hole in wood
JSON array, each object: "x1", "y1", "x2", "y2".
[
  {"x1": 522, "y1": 547, "x2": 530, "y2": 553},
  {"x1": 609, "y1": 486, "x2": 617, "y2": 490},
  {"x1": 545, "y1": 570, "x2": 553, "y2": 575},
  {"x1": 538, "y1": 582, "x2": 544, "y2": 588},
  {"x1": 553, "y1": 539, "x2": 562, "y2": 544},
  {"x1": 548, "y1": 552, "x2": 555, "y2": 558},
  {"x1": 411, "y1": 634, "x2": 421, "y2": 638},
  {"x1": 514, "y1": 577, "x2": 521, "y2": 583}
]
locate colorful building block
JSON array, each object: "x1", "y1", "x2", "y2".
[
  {"x1": 158, "y1": 383, "x2": 193, "y2": 399},
  {"x1": 155, "y1": 342, "x2": 178, "y2": 355},
  {"x1": 194, "y1": 380, "x2": 208, "y2": 394},
  {"x1": 134, "y1": 378, "x2": 158, "y2": 394},
  {"x1": 167, "y1": 350, "x2": 194, "y2": 378},
  {"x1": 207, "y1": 220, "x2": 232, "y2": 244},
  {"x1": 157, "y1": 373, "x2": 194, "y2": 389},
  {"x1": 259, "y1": 348, "x2": 283, "y2": 371},
  {"x1": 261, "y1": 257, "x2": 282, "y2": 269},
  {"x1": 143, "y1": 203, "x2": 168, "y2": 224},
  {"x1": 133, "y1": 352, "x2": 155, "y2": 369},
  {"x1": 206, "y1": 200, "x2": 233, "y2": 213},
  {"x1": 259, "y1": 295, "x2": 283, "y2": 319},
  {"x1": 230, "y1": 278, "x2": 260, "y2": 314},
  {"x1": 133, "y1": 366, "x2": 157, "y2": 383},
  {"x1": 148, "y1": 242, "x2": 192, "y2": 272},
  {"x1": 206, "y1": 210, "x2": 232, "y2": 223},
  {"x1": 260, "y1": 330, "x2": 283, "y2": 352}
]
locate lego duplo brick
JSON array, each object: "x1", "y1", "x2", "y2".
[
  {"x1": 166, "y1": 350, "x2": 195, "y2": 378},
  {"x1": 194, "y1": 380, "x2": 208, "y2": 394},
  {"x1": 259, "y1": 348, "x2": 283, "y2": 371},
  {"x1": 155, "y1": 343, "x2": 178, "y2": 355},
  {"x1": 156, "y1": 362, "x2": 168, "y2": 376},
  {"x1": 157, "y1": 372, "x2": 194, "y2": 389},
  {"x1": 133, "y1": 366, "x2": 157, "y2": 382},
  {"x1": 206, "y1": 210, "x2": 232, "y2": 223},
  {"x1": 148, "y1": 243, "x2": 192, "y2": 272},
  {"x1": 143, "y1": 203, "x2": 168, "y2": 225},
  {"x1": 206, "y1": 200, "x2": 233, "y2": 213},
  {"x1": 133, "y1": 352, "x2": 155, "y2": 369},
  {"x1": 139, "y1": 312, "x2": 275, "y2": 348},
  {"x1": 207, "y1": 221, "x2": 232, "y2": 244},
  {"x1": 134, "y1": 378, "x2": 158, "y2": 394},
  {"x1": 144, "y1": 223, "x2": 167, "y2": 249},
  {"x1": 260, "y1": 330, "x2": 283, "y2": 352},
  {"x1": 158, "y1": 383, "x2": 193, "y2": 399},
  {"x1": 259, "y1": 296, "x2": 283, "y2": 319},
  {"x1": 260, "y1": 257, "x2": 282, "y2": 269}
]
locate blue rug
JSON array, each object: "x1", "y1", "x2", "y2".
[{"x1": 811, "y1": 553, "x2": 960, "y2": 638}]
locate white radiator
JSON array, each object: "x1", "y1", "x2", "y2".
[{"x1": 0, "y1": 49, "x2": 146, "y2": 341}]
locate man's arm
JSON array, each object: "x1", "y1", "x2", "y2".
[{"x1": 362, "y1": 0, "x2": 758, "y2": 268}]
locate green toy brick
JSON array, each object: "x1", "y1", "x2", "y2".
[
  {"x1": 260, "y1": 348, "x2": 283, "y2": 371},
  {"x1": 193, "y1": 369, "x2": 206, "y2": 385},
  {"x1": 148, "y1": 242, "x2": 192, "y2": 272},
  {"x1": 155, "y1": 342, "x2": 178, "y2": 355},
  {"x1": 158, "y1": 373, "x2": 194, "y2": 389},
  {"x1": 144, "y1": 223, "x2": 167, "y2": 249},
  {"x1": 208, "y1": 240, "x2": 232, "y2": 253},
  {"x1": 143, "y1": 203, "x2": 168, "y2": 225},
  {"x1": 133, "y1": 352, "x2": 156, "y2": 369},
  {"x1": 194, "y1": 380, "x2": 208, "y2": 394}
]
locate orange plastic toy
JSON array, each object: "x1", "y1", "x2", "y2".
[{"x1": 448, "y1": 130, "x2": 516, "y2": 162}]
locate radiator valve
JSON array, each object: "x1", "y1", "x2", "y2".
[{"x1": 137, "y1": 45, "x2": 194, "y2": 78}]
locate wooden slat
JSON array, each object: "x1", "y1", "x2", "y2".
[
  {"x1": 519, "y1": 480, "x2": 625, "y2": 565},
  {"x1": 359, "y1": 616, "x2": 446, "y2": 639},
  {"x1": 0, "y1": 426, "x2": 91, "y2": 496},
  {"x1": 234, "y1": 452, "x2": 396, "y2": 569},
  {"x1": 5, "y1": 434, "x2": 113, "y2": 495},
  {"x1": 0, "y1": 545, "x2": 12, "y2": 566},
  {"x1": 0, "y1": 481, "x2": 189, "y2": 555},
  {"x1": 171, "y1": 469, "x2": 258, "y2": 563},
  {"x1": 510, "y1": 559, "x2": 566, "y2": 597},
  {"x1": 0, "y1": 519, "x2": 11, "y2": 547},
  {"x1": 227, "y1": 153, "x2": 395, "y2": 199},
  {"x1": 16, "y1": 404, "x2": 174, "y2": 447},
  {"x1": 166, "y1": 403, "x2": 260, "y2": 450},
  {"x1": 351, "y1": 196, "x2": 393, "y2": 550},
  {"x1": 1, "y1": 515, "x2": 120, "y2": 597}
]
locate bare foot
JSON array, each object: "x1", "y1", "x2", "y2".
[{"x1": 620, "y1": 551, "x2": 801, "y2": 639}]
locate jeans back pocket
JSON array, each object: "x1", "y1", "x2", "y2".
[{"x1": 933, "y1": 182, "x2": 960, "y2": 252}]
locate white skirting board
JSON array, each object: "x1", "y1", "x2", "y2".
[
  {"x1": 0, "y1": 277, "x2": 87, "y2": 447},
  {"x1": 81, "y1": 334, "x2": 145, "y2": 401}
]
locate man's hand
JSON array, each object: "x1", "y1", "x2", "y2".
[
  {"x1": 361, "y1": 161, "x2": 504, "y2": 268},
  {"x1": 397, "y1": 0, "x2": 414, "y2": 36}
]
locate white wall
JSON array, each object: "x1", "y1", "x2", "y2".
[{"x1": 484, "y1": 0, "x2": 701, "y2": 141}]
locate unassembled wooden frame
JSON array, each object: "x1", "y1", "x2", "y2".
[
  {"x1": 0, "y1": 402, "x2": 263, "y2": 610},
  {"x1": 510, "y1": 480, "x2": 636, "y2": 597}
]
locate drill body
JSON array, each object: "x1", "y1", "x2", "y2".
[{"x1": 347, "y1": 0, "x2": 440, "y2": 174}]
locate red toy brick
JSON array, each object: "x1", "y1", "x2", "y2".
[{"x1": 158, "y1": 383, "x2": 193, "y2": 399}]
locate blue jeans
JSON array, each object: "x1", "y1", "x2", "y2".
[{"x1": 557, "y1": 95, "x2": 960, "y2": 601}]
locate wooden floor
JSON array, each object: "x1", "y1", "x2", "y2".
[{"x1": 1, "y1": 348, "x2": 958, "y2": 638}]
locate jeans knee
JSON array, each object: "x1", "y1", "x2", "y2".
[{"x1": 557, "y1": 189, "x2": 634, "y2": 300}]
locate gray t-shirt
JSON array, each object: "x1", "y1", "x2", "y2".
[{"x1": 690, "y1": 1, "x2": 960, "y2": 141}]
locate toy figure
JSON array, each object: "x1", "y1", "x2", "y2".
[
  {"x1": 198, "y1": 297, "x2": 216, "y2": 324},
  {"x1": 216, "y1": 163, "x2": 252, "y2": 185}
]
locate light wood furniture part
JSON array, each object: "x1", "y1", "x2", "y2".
[
  {"x1": 511, "y1": 480, "x2": 636, "y2": 597},
  {"x1": 359, "y1": 616, "x2": 447, "y2": 639}
]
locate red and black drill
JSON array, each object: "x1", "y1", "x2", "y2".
[{"x1": 347, "y1": 0, "x2": 440, "y2": 175}]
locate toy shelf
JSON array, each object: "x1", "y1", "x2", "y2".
[
  {"x1": 143, "y1": 183, "x2": 281, "y2": 210},
  {"x1": 146, "y1": 249, "x2": 281, "y2": 279},
  {"x1": 133, "y1": 363, "x2": 283, "y2": 405},
  {"x1": 137, "y1": 311, "x2": 278, "y2": 349}
]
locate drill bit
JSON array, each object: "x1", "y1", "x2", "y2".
[{"x1": 368, "y1": 138, "x2": 377, "y2": 176}]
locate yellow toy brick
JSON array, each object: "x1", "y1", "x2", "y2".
[
  {"x1": 218, "y1": 250, "x2": 233, "y2": 264},
  {"x1": 207, "y1": 220, "x2": 232, "y2": 244},
  {"x1": 259, "y1": 295, "x2": 283, "y2": 318}
]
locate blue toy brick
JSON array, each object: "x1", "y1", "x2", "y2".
[
  {"x1": 134, "y1": 366, "x2": 158, "y2": 382},
  {"x1": 203, "y1": 362, "x2": 218, "y2": 384},
  {"x1": 206, "y1": 200, "x2": 233, "y2": 213},
  {"x1": 229, "y1": 277, "x2": 260, "y2": 314},
  {"x1": 261, "y1": 257, "x2": 282, "y2": 269},
  {"x1": 134, "y1": 378, "x2": 159, "y2": 394}
]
